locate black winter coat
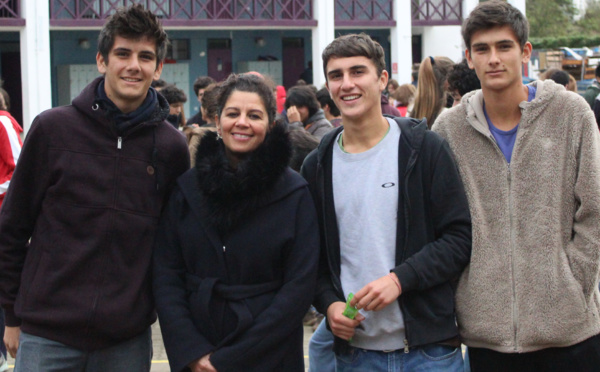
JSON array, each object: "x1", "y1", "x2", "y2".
[
  {"x1": 153, "y1": 125, "x2": 319, "y2": 372},
  {"x1": 301, "y1": 117, "x2": 472, "y2": 352}
]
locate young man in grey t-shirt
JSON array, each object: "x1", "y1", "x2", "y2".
[{"x1": 301, "y1": 33, "x2": 472, "y2": 371}]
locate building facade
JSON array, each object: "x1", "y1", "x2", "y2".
[{"x1": 0, "y1": 0, "x2": 526, "y2": 133}]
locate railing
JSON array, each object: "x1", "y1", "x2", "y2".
[
  {"x1": 0, "y1": 0, "x2": 24, "y2": 27},
  {"x1": 50, "y1": 0, "x2": 315, "y2": 27},
  {"x1": 412, "y1": 0, "x2": 462, "y2": 26},
  {"x1": 335, "y1": 0, "x2": 394, "y2": 27}
]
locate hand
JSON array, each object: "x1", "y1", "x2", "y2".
[
  {"x1": 350, "y1": 273, "x2": 401, "y2": 312},
  {"x1": 326, "y1": 301, "x2": 365, "y2": 341},
  {"x1": 189, "y1": 353, "x2": 217, "y2": 372},
  {"x1": 286, "y1": 106, "x2": 301, "y2": 123},
  {"x1": 4, "y1": 326, "x2": 20, "y2": 358}
]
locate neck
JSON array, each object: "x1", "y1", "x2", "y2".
[
  {"x1": 482, "y1": 83, "x2": 528, "y2": 131},
  {"x1": 340, "y1": 114, "x2": 389, "y2": 153}
]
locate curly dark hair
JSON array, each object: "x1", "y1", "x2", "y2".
[
  {"x1": 216, "y1": 73, "x2": 277, "y2": 125},
  {"x1": 447, "y1": 59, "x2": 481, "y2": 97}
]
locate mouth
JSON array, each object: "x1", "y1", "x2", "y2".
[
  {"x1": 122, "y1": 77, "x2": 142, "y2": 82},
  {"x1": 232, "y1": 133, "x2": 252, "y2": 140},
  {"x1": 341, "y1": 94, "x2": 361, "y2": 101},
  {"x1": 487, "y1": 70, "x2": 504, "y2": 75}
]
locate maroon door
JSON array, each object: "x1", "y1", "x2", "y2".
[
  {"x1": 207, "y1": 39, "x2": 232, "y2": 82},
  {"x1": 282, "y1": 38, "x2": 305, "y2": 89}
]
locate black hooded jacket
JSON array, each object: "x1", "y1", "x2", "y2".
[
  {"x1": 301, "y1": 117, "x2": 472, "y2": 352},
  {"x1": 0, "y1": 76, "x2": 190, "y2": 350},
  {"x1": 154, "y1": 124, "x2": 319, "y2": 372}
]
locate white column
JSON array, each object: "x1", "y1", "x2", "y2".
[
  {"x1": 422, "y1": 26, "x2": 463, "y2": 63},
  {"x1": 311, "y1": 0, "x2": 335, "y2": 88},
  {"x1": 390, "y1": 0, "x2": 412, "y2": 84},
  {"x1": 20, "y1": 0, "x2": 52, "y2": 135}
]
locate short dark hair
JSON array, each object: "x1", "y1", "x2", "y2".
[
  {"x1": 548, "y1": 70, "x2": 570, "y2": 87},
  {"x1": 285, "y1": 85, "x2": 321, "y2": 119},
  {"x1": 447, "y1": 59, "x2": 481, "y2": 97},
  {"x1": 193, "y1": 76, "x2": 216, "y2": 96},
  {"x1": 321, "y1": 33, "x2": 386, "y2": 79},
  {"x1": 201, "y1": 83, "x2": 220, "y2": 121},
  {"x1": 316, "y1": 87, "x2": 340, "y2": 117},
  {"x1": 151, "y1": 79, "x2": 167, "y2": 90},
  {"x1": 97, "y1": 4, "x2": 168, "y2": 68},
  {"x1": 462, "y1": 0, "x2": 529, "y2": 52},
  {"x1": 595, "y1": 64, "x2": 600, "y2": 78},
  {"x1": 160, "y1": 84, "x2": 187, "y2": 104},
  {"x1": 216, "y1": 74, "x2": 277, "y2": 125},
  {"x1": 288, "y1": 127, "x2": 319, "y2": 172}
]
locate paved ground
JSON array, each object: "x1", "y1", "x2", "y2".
[{"x1": 4, "y1": 322, "x2": 315, "y2": 371}]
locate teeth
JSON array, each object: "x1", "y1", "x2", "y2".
[
  {"x1": 232, "y1": 133, "x2": 251, "y2": 139},
  {"x1": 342, "y1": 95, "x2": 360, "y2": 101},
  {"x1": 123, "y1": 78, "x2": 140, "y2": 82}
]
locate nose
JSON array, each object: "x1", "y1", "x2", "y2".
[
  {"x1": 341, "y1": 74, "x2": 354, "y2": 90},
  {"x1": 127, "y1": 55, "x2": 142, "y2": 71},
  {"x1": 235, "y1": 113, "x2": 250, "y2": 127},
  {"x1": 489, "y1": 48, "x2": 500, "y2": 65}
]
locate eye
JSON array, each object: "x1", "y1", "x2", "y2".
[
  {"x1": 329, "y1": 73, "x2": 342, "y2": 81},
  {"x1": 249, "y1": 113, "x2": 263, "y2": 120},
  {"x1": 352, "y1": 69, "x2": 364, "y2": 76}
]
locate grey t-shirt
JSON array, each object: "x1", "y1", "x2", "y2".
[{"x1": 332, "y1": 117, "x2": 405, "y2": 350}]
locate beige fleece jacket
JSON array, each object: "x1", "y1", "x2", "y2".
[{"x1": 433, "y1": 79, "x2": 600, "y2": 353}]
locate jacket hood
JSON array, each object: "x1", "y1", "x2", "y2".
[
  {"x1": 462, "y1": 79, "x2": 564, "y2": 137},
  {"x1": 315, "y1": 116, "x2": 427, "y2": 163},
  {"x1": 71, "y1": 77, "x2": 170, "y2": 131},
  {"x1": 193, "y1": 123, "x2": 297, "y2": 234},
  {"x1": 307, "y1": 109, "x2": 327, "y2": 125}
]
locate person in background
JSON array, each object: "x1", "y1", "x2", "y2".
[
  {"x1": 316, "y1": 87, "x2": 342, "y2": 128},
  {"x1": 160, "y1": 84, "x2": 188, "y2": 129},
  {"x1": 386, "y1": 79, "x2": 400, "y2": 106},
  {"x1": 567, "y1": 74, "x2": 578, "y2": 92},
  {"x1": 0, "y1": 5, "x2": 189, "y2": 371},
  {"x1": 391, "y1": 83, "x2": 417, "y2": 116},
  {"x1": 300, "y1": 61, "x2": 314, "y2": 85},
  {"x1": 547, "y1": 70, "x2": 570, "y2": 88},
  {"x1": 583, "y1": 64, "x2": 600, "y2": 108},
  {"x1": 409, "y1": 56, "x2": 454, "y2": 128},
  {"x1": 199, "y1": 83, "x2": 219, "y2": 128},
  {"x1": 446, "y1": 59, "x2": 481, "y2": 107},
  {"x1": 380, "y1": 93, "x2": 401, "y2": 117},
  {"x1": 0, "y1": 84, "x2": 20, "y2": 372},
  {"x1": 276, "y1": 85, "x2": 286, "y2": 114},
  {"x1": 433, "y1": 2, "x2": 600, "y2": 370},
  {"x1": 286, "y1": 85, "x2": 333, "y2": 139},
  {"x1": 187, "y1": 75, "x2": 216, "y2": 126},
  {"x1": 302, "y1": 32, "x2": 471, "y2": 372},
  {"x1": 154, "y1": 73, "x2": 318, "y2": 372},
  {"x1": 151, "y1": 78, "x2": 167, "y2": 91}
]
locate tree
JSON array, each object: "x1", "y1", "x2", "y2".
[
  {"x1": 574, "y1": 0, "x2": 600, "y2": 36},
  {"x1": 526, "y1": 0, "x2": 578, "y2": 38}
]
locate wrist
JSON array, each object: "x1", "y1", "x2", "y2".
[{"x1": 388, "y1": 272, "x2": 402, "y2": 294}]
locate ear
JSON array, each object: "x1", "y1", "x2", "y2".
[
  {"x1": 154, "y1": 61, "x2": 164, "y2": 81},
  {"x1": 521, "y1": 42, "x2": 532, "y2": 64},
  {"x1": 379, "y1": 70, "x2": 389, "y2": 92},
  {"x1": 96, "y1": 52, "x2": 107, "y2": 74},
  {"x1": 465, "y1": 49, "x2": 474, "y2": 69}
]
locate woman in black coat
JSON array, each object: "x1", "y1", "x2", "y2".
[{"x1": 153, "y1": 74, "x2": 319, "y2": 372}]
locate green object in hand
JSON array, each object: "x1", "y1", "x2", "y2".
[{"x1": 342, "y1": 293, "x2": 358, "y2": 319}]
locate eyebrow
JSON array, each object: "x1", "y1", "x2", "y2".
[
  {"x1": 112, "y1": 47, "x2": 157, "y2": 58},
  {"x1": 327, "y1": 64, "x2": 368, "y2": 77},
  {"x1": 472, "y1": 39, "x2": 516, "y2": 48}
]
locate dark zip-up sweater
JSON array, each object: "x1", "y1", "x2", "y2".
[
  {"x1": 0, "y1": 77, "x2": 190, "y2": 350},
  {"x1": 301, "y1": 117, "x2": 472, "y2": 352}
]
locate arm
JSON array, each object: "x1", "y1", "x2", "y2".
[
  {"x1": 0, "y1": 115, "x2": 22, "y2": 201},
  {"x1": 153, "y1": 188, "x2": 216, "y2": 372},
  {"x1": 566, "y1": 108, "x2": 600, "y2": 301},
  {"x1": 209, "y1": 189, "x2": 319, "y2": 371},
  {"x1": 0, "y1": 118, "x2": 49, "y2": 326},
  {"x1": 393, "y1": 138, "x2": 472, "y2": 292}
]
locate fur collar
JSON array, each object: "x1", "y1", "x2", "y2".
[{"x1": 194, "y1": 124, "x2": 292, "y2": 234}]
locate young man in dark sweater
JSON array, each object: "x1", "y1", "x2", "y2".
[{"x1": 0, "y1": 5, "x2": 189, "y2": 371}]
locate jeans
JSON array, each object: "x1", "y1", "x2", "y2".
[
  {"x1": 469, "y1": 333, "x2": 600, "y2": 372},
  {"x1": 14, "y1": 327, "x2": 152, "y2": 372},
  {"x1": 308, "y1": 319, "x2": 336, "y2": 372},
  {"x1": 336, "y1": 344, "x2": 463, "y2": 372}
]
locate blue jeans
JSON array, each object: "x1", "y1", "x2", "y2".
[
  {"x1": 308, "y1": 319, "x2": 336, "y2": 372},
  {"x1": 336, "y1": 344, "x2": 463, "y2": 372},
  {"x1": 14, "y1": 327, "x2": 152, "y2": 372}
]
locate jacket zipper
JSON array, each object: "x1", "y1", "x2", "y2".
[
  {"x1": 488, "y1": 135, "x2": 520, "y2": 351},
  {"x1": 117, "y1": 136, "x2": 122, "y2": 149}
]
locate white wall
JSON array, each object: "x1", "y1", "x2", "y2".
[{"x1": 421, "y1": 26, "x2": 464, "y2": 63}]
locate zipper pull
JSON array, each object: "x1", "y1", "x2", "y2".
[
  {"x1": 223, "y1": 245, "x2": 226, "y2": 252},
  {"x1": 404, "y1": 339, "x2": 409, "y2": 353},
  {"x1": 117, "y1": 137, "x2": 122, "y2": 149}
]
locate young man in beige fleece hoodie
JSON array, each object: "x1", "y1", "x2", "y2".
[{"x1": 433, "y1": 1, "x2": 600, "y2": 371}]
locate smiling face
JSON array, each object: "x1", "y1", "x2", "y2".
[
  {"x1": 466, "y1": 25, "x2": 531, "y2": 94},
  {"x1": 325, "y1": 56, "x2": 387, "y2": 125},
  {"x1": 97, "y1": 36, "x2": 163, "y2": 113},
  {"x1": 216, "y1": 90, "x2": 271, "y2": 166}
]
